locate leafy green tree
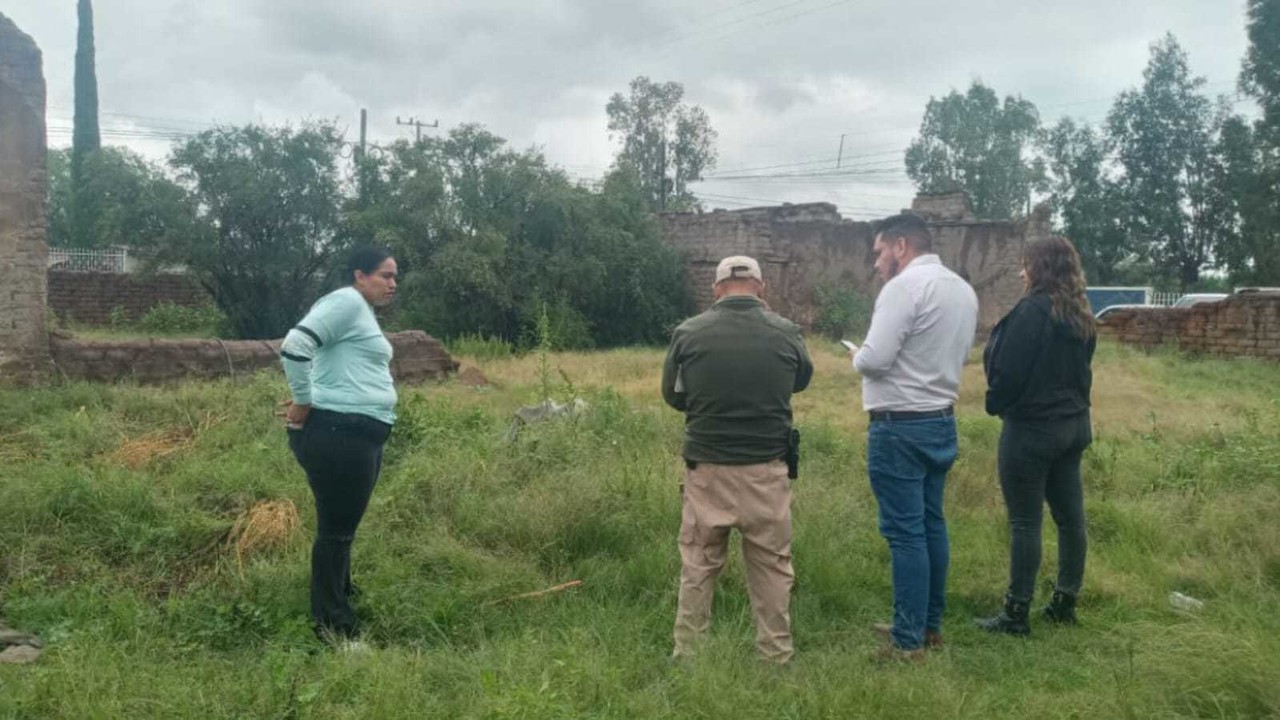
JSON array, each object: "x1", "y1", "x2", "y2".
[
  {"x1": 1222, "y1": 0, "x2": 1280, "y2": 285},
  {"x1": 1213, "y1": 117, "x2": 1272, "y2": 283},
  {"x1": 1241, "y1": 0, "x2": 1280, "y2": 125},
  {"x1": 1106, "y1": 34, "x2": 1229, "y2": 290},
  {"x1": 1041, "y1": 119, "x2": 1131, "y2": 284},
  {"x1": 905, "y1": 81, "x2": 1045, "y2": 220},
  {"x1": 71, "y1": 0, "x2": 101, "y2": 246},
  {"x1": 606, "y1": 76, "x2": 716, "y2": 213},
  {"x1": 160, "y1": 123, "x2": 348, "y2": 339},
  {"x1": 46, "y1": 147, "x2": 199, "y2": 250},
  {"x1": 46, "y1": 149, "x2": 74, "y2": 247},
  {"x1": 350, "y1": 125, "x2": 689, "y2": 347}
]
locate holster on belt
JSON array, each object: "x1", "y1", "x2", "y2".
[{"x1": 786, "y1": 428, "x2": 800, "y2": 480}]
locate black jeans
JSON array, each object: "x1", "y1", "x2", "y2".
[
  {"x1": 288, "y1": 408, "x2": 392, "y2": 637},
  {"x1": 998, "y1": 412, "x2": 1091, "y2": 604}
]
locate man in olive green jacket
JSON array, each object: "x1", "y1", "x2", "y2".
[{"x1": 662, "y1": 255, "x2": 813, "y2": 664}]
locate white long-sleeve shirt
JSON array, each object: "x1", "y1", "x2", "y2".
[{"x1": 853, "y1": 254, "x2": 978, "y2": 412}]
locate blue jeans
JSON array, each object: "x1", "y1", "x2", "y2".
[{"x1": 867, "y1": 417, "x2": 958, "y2": 650}]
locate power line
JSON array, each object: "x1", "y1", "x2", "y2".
[
  {"x1": 698, "y1": 190, "x2": 900, "y2": 212},
  {"x1": 47, "y1": 105, "x2": 222, "y2": 130},
  {"x1": 648, "y1": 0, "x2": 811, "y2": 50},
  {"x1": 695, "y1": 0, "x2": 858, "y2": 46},
  {"x1": 706, "y1": 148, "x2": 903, "y2": 176},
  {"x1": 701, "y1": 166, "x2": 907, "y2": 181},
  {"x1": 702, "y1": 158, "x2": 903, "y2": 180}
]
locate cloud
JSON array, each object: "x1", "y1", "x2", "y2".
[{"x1": 7, "y1": 0, "x2": 1252, "y2": 216}]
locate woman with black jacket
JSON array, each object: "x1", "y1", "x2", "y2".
[{"x1": 977, "y1": 236, "x2": 1096, "y2": 635}]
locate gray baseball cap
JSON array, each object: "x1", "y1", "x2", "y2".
[{"x1": 714, "y1": 255, "x2": 763, "y2": 284}]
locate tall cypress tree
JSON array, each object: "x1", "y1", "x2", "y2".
[{"x1": 71, "y1": 0, "x2": 101, "y2": 246}]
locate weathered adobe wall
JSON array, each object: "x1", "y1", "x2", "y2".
[
  {"x1": 47, "y1": 270, "x2": 211, "y2": 324},
  {"x1": 51, "y1": 330, "x2": 459, "y2": 384},
  {"x1": 1098, "y1": 291, "x2": 1280, "y2": 359},
  {"x1": 661, "y1": 193, "x2": 1049, "y2": 336},
  {"x1": 0, "y1": 14, "x2": 51, "y2": 384}
]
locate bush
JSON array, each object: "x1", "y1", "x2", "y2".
[
  {"x1": 139, "y1": 302, "x2": 228, "y2": 336},
  {"x1": 813, "y1": 283, "x2": 874, "y2": 341},
  {"x1": 448, "y1": 334, "x2": 515, "y2": 362}
]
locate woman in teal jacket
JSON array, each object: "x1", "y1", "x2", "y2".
[{"x1": 279, "y1": 247, "x2": 398, "y2": 641}]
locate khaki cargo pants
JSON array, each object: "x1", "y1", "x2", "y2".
[{"x1": 673, "y1": 459, "x2": 794, "y2": 663}]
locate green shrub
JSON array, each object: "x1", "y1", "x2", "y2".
[
  {"x1": 107, "y1": 306, "x2": 130, "y2": 329},
  {"x1": 447, "y1": 334, "x2": 516, "y2": 361},
  {"x1": 813, "y1": 282, "x2": 874, "y2": 341},
  {"x1": 138, "y1": 302, "x2": 227, "y2": 336}
]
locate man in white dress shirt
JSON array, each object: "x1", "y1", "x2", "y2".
[{"x1": 847, "y1": 212, "x2": 978, "y2": 661}]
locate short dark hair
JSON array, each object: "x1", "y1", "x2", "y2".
[
  {"x1": 346, "y1": 246, "x2": 393, "y2": 283},
  {"x1": 875, "y1": 212, "x2": 932, "y2": 252}
]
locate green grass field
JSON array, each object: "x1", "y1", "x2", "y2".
[{"x1": 1, "y1": 341, "x2": 1278, "y2": 718}]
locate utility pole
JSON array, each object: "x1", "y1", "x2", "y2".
[
  {"x1": 658, "y1": 138, "x2": 667, "y2": 213},
  {"x1": 357, "y1": 108, "x2": 368, "y2": 202},
  {"x1": 359, "y1": 108, "x2": 367, "y2": 159},
  {"x1": 396, "y1": 115, "x2": 439, "y2": 142},
  {"x1": 836, "y1": 133, "x2": 846, "y2": 169}
]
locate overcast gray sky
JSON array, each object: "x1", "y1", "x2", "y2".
[{"x1": 8, "y1": 0, "x2": 1253, "y2": 218}]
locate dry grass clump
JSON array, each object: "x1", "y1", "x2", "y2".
[
  {"x1": 109, "y1": 427, "x2": 195, "y2": 469},
  {"x1": 0, "y1": 430, "x2": 34, "y2": 464},
  {"x1": 225, "y1": 499, "x2": 302, "y2": 571},
  {"x1": 108, "y1": 413, "x2": 225, "y2": 469}
]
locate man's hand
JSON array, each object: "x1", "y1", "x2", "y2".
[
  {"x1": 840, "y1": 339, "x2": 859, "y2": 360},
  {"x1": 283, "y1": 401, "x2": 311, "y2": 429}
]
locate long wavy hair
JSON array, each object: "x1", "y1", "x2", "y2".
[{"x1": 1023, "y1": 236, "x2": 1096, "y2": 340}]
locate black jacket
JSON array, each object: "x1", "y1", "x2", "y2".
[{"x1": 983, "y1": 293, "x2": 1095, "y2": 420}]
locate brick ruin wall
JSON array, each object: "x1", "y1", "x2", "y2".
[
  {"x1": 661, "y1": 192, "x2": 1050, "y2": 336},
  {"x1": 1098, "y1": 291, "x2": 1280, "y2": 359},
  {"x1": 0, "y1": 14, "x2": 51, "y2": 384},
  {"x1": 48, "y1": 270, "x2": 211, "y2": 325},
  {"x1": 50, "y1": 329, "x2": 459, "y2": 385}
]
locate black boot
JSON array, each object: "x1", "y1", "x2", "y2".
[
  {"x1": 1042, "y1": 590, "x2": 1078, "y2": 625},
  {"x1": 975, "y1": 594, "x2": 1031, "y2": 636}
]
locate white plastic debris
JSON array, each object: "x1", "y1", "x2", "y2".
[{"x1": 505, "y1": 398, "x2": 590, "y2": 441}]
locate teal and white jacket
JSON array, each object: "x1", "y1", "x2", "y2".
[{"x1": 280, "y1": 286, "x2": 397, "y2": 425}]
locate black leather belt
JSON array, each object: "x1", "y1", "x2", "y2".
[{"x1": 868, "y1": 407, "x2": 954, "y2": 422}]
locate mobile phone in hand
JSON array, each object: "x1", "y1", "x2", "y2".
[{"x1": 840, "y1": 340, "x2": 857, "y2": 352}]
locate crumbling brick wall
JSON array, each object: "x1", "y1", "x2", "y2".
[
  {"x1": 1098, "y1": 291, "x2": 1280, "y2": 359},
  {"x1": 0, "y1": 14, "x2": 51, "y2": 384},
  {"x1": 47, "y1": 270, "x2": 212, "y2": 325},
  {"x1": 50, "y1": 330, "x2": 459, "y2": 384},
  {"x1": 661, "y1": 192, "x2": 1048, "y2": 336}
]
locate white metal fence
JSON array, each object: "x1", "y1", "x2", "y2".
[
  {"x1": 47, "y1": 247, "x2": 128, "y2": 273},
  {"x1": 1150, "y1": 291, "x2": 1181, "y2": 307}
]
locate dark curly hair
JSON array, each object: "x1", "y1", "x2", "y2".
[{"x1": 1024, "y1": 236, "x2": 1096, "y2": 341}]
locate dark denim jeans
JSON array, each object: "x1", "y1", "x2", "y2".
[
  {"x1": 867, "y1": 416, "x2": 958, "y2": 650},
  {"x1": 998, "y1": 412, "x2": 1091, "y2": 604},
  {"x1": 288, "y1": 408, "x2": 391, "y2": 637}
]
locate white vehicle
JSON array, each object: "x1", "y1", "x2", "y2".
[
  {"x1": 1095, "y1": 304, "x2": 1149, "y2": 320},
  {"x1": 1171, "y1": 293, "x2": 1228, "y2": 308}
]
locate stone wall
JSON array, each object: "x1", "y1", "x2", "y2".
[
  {"x1": 0, "y1": 15, "x2": 51, "y2": 384},
  {"x1": 661, "y1": 192, "x2": 1048, "y2": 335},
  {"x1": 1098, "y1": 291, "x2": 1280, "y2": 359},
  {"x1": 51, "y1": 330, "x2": 460, "y2": 384},
  {"x1": 48, "y1": 270, "x2": 212, "y2": 325}
]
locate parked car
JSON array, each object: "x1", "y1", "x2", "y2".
[
  {"x1": 1096, "y1": 293, "x2": 1230, "y2": 320},
  {"x1": 1095, "y1": 304, "x2": 1148, "y2": 320},
  {"x1": 1171, "y1": 293, "x2": 1228, "y2": 308}
]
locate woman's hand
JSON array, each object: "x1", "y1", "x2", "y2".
[{"x1": 284, "y1": 401, "x2": 311, "y2": 429}]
